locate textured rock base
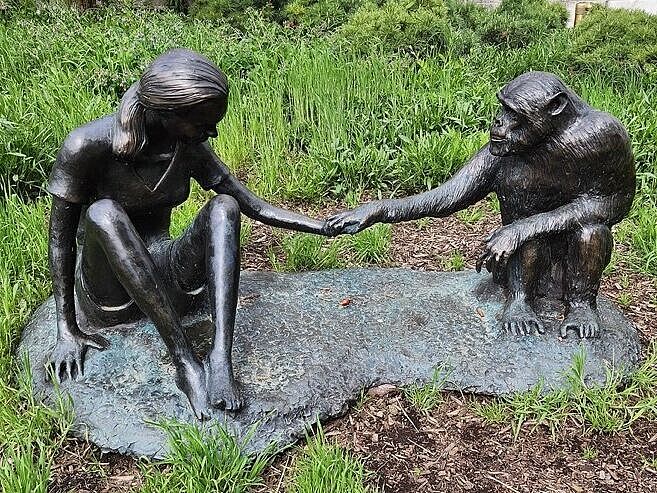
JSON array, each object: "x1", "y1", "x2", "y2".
[{"x1": 19, "y1": 269, "x2": 640, "y2": 458}]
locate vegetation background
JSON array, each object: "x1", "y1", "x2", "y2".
[{"x1": 1, "y1": 0, "x2": 657, "y2": 491}]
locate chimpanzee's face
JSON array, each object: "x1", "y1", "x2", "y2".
[
  {"x1": 489, "y1": 102, "x2": 533, "y2": 157},
  {"x1": 489, "y1": 98, "x2": 554, "y2": 157}
]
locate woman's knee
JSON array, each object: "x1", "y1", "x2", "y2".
[
  {"x1": 207, "y1": 194, "x2": 240, "y2": 225},
  {"x1": 85, "y1": 199, "x2": 126, "y2": 231}
]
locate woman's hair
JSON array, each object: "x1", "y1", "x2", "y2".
[{"x1": 112, "y1": 48, "x2": 229, "y2": 158}]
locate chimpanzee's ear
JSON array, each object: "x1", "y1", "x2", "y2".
[{"x1": 547, "y1": 92, "x2": 569, "y2": 117}]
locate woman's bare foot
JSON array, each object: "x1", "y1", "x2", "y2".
[
  {"x1": 174, "y1": 357, "x2": 212, "y2": 420},
  {"x1": 204, "y1": 357, "x2": 243, "y2": 412}
]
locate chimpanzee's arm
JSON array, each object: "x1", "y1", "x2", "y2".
[
  {"x1": 377, "y1": 145, "x2": 498, "y2": 222},
  {"x1": 509, "y1": 191, "x2": 634, "y2": 241},
  {"x1": 327, "y1": 145, "x2": 498, "y2": 234}
]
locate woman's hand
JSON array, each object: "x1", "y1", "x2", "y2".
[{"x1": 46, "y1": 327, "x2": 109, "y2": 382}]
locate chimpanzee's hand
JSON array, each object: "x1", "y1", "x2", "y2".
[
  {"x1": 476, "y1": 224, "x2": 525, "y2": 274},
  {"x1": 326, "y1": 203, "x2": 382, "y2": 235},
  {"x1": 46, "y1": 331, "x2": 109, "y2": 383}
]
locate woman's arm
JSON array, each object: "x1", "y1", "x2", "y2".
[
  {"x1": 49, "y1": 197, "x2": 82, "y2": 338},
  {"x1": 48, "y1": 197, "x2": 108, "y2": 382},
  {"x1": 212, "y1": 174, "x2": 327, "y2": 235}
]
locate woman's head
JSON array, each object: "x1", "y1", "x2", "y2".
[{"x1": 112, "y1": 48, "x2": 229, "y2": 158}]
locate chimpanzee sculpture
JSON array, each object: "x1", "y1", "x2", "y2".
[
  {"x1": 328, "y1": 72, "x2": 635, "y2": 339},
  {"x1": 46, "y1": 49, "x2": 329, "y2": 419}
]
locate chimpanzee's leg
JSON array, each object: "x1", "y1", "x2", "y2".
[
  {"x1": 169, "y1": 194, "x2": 242, "y2": 411},
  {"x1": 501, "y1": 240, "x2": 546, "y2": 335},
  {"x1": 561, "y1": 224, "x2": 612, "y2": 338},
  {"x1": 81, "y1": 199, "x2": 210, "y2": 420}
]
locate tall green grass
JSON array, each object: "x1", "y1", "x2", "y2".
[
  {"x1": 0, "y1": 194, "x2": 72, "y2": 492},
  {"x1": 4, "y1": 7, "x2": 656, "y2": 203},
  {"x1": 287, "y1": 424, "x2": 374, "y2": 493}
]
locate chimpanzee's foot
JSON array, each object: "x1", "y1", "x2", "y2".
[
  {"x1": 501, "y1": 298, "x2": 545, "y2": 336},
  {"x1": 560, "y1": 303, "x2": 601, "y2": 339},
  {"x1": 204, "y1": 358, "x2": 243, "y2": 412},
  {"x1": 174, "y1": 358, "x2": 211, "y2": 421}
]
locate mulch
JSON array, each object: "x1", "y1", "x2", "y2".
[{"x1": 48, "y1": 203, "x2": 657, "y2": 492}]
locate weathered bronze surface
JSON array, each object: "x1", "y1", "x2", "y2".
[
  {"x1": 20, "y1": 269, "x2": 640, "y2": 457},
  {"x1": 329, "y1": 71, "x2": 635, "y2": 339},
  {"x1": 46, "y1": 48, "x2": 329, "y2": 419}
]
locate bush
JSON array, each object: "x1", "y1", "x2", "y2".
[
  {"x1": 189, "y1": 0, "x2": 283, "y2": 25},
  {"x1": 339, "y1": 0, "x2": 452, "y2": 57},
  {"x1": 475, "y1": 0, "x2": 568, "y2": 49},
  {"x1": 568, "y1": 6, "x2": 657, "y2": 73},
  {"x1": 283, "y1": 0, "x2": 364, "y2": 33}
]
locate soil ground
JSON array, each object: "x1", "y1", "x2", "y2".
[{"x1": 48, "y1": 204, "x2": 657, "y2": 493}]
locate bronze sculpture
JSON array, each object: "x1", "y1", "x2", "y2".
[
  {"x1": 328, "y1": 71, "x2": 635, "y2": 339},
  {"x1": 46, "y1": 48, "x2": 329, "y2": 419}
]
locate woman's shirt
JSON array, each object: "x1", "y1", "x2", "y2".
[{"x1": 48, "y1": 115, "x2": 228, "y2": 240}]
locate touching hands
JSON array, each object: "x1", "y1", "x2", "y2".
[
  {"x1": 476, "y1": 223, "x2": 525, "y2": 273},
  {"x1": 325, "y1": 203, "x2": 382, "y2": 236}
]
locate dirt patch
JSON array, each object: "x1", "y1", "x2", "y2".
[
  {"x1": 49, "y1": 438, "x2": 141, "y2": 492},
  {"x1": 323, "y1": 391, "x2": 657, "y2": 493},
  {"x1": 49, "y1": 204, "x2": 657, "y2": 492}
]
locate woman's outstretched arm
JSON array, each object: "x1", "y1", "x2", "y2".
[{"x1": 212, "y1": 174, "x2": 328, "y2": 235}]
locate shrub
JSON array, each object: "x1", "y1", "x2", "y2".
[
  {"x1": 476, "y1": 0, "x2": 568, "y2": 49},
  {"x1": 283, "y1": 0, "x2": 364, "y2": 33},
  {"x1": 189, "y1": 0, "x2": 283, "y2": 25},
  {"x1": 339, "y1": 0, "x2": 452, "y2": 57},
  {"x1": 568, "y1": 6, "x2": 657, "y2": 73}
]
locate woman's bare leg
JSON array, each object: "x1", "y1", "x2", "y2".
[
  {"x1": 170, "y1": 194, "x2": 242, "y2": 411},
  {"x1": 82, "y1": 199, "x2": 210, "y2": 420}
]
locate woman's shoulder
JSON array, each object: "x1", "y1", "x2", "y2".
[
  {"x1": 48, "y1": 115, "x2": 115, "y2": 203},
  {"x1": 60, "y1": 115, "x2": 114, "y2": 161}
]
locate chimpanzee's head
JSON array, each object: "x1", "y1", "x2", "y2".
[{"x1": 489, "y1": 72, "x2": 574, "y2": 157}]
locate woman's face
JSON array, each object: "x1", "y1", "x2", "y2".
[{"x1": 157, "y1": 98, "x2": 227, "y2": 145}]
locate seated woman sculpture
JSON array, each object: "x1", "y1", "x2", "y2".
[{"x1": 46, "y1": 48, "x2": 329, "y2": 419}]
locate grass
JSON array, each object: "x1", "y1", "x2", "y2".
[
  {"x1": 271, "y1": 233, "x2": 345, "y2": 271},
  {"x1": 403, "y1": 364, "x2": 451, "y2": 412},
  {"x1": 617, "y1": 291, "x2": 632, "y2": 308},
  {"x1": 269, "y1": 223, "x2": 392, "y2": 271},
  {"x1": 581, "y1": 446, "x2": 598, "y2": 460},
  {"x1": 349, "y1": 224, "x2": 391, "y2": 264},
  {"x1": 619, "y1": 194, "x2": 657, "y2": 276},
  {"x1": 442, "y1": 250, "x2": 465, "y2": 271},
  {"x1": 644, "y1": 457, "x2": 657, "y2": 470},
  {"x1": 139, "y1": 421, "x2": 273, "y2": 493},
  {"x1": 287, "y1": 424, "x2": 373, "y2": 493},
  {"x1": 472, "y1": 345, "x2": 657, "y2": 438},
  {"x1": 471, "y1": 399, "x2": 507, "y2": 424},
  {"x1": 456, "y1": 205, "x2": 484, "y2": 225},
  {"x1": 0, "y1": 194, "x2": 73, "y2": 492}
]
